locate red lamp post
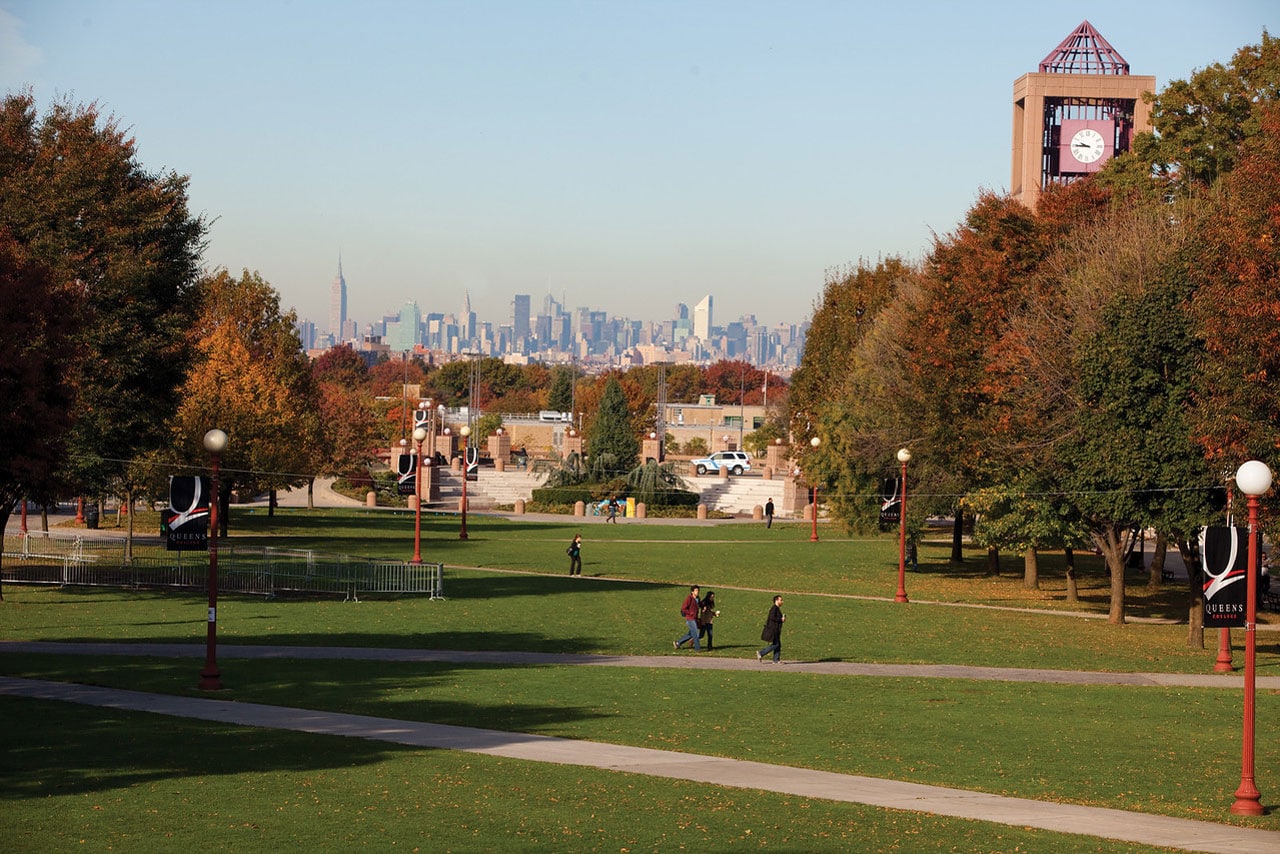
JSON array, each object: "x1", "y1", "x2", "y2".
[
  {"x1": 895, "y1": 447, "x2": 911, "y2": 604},
  {"x1": 459, "y1": 424, "x2": 471, "y2": 540},
  {"x1": 199, "y1": 428, "x2": 228, "y2": 691},
  {"x1": 809, "y1": 436, "x2": 820, "y2": 542},
  {"x1": 1230, "y1": 459, "x2": 1272, "y2": 816},
  {"x1": 410, "y1": 425, "x2": 427, "y2": 564}
]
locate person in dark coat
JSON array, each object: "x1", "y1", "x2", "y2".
[
  {"x1": 756, "y1": 594, "x2": 785, "y2": 663},
  {"x1": 697, "y1": 590, "x2": 720, "y2": 649},
  {"x1": 567, "y1": 533, "x2": 582, "y2": 576},
  {"x1": 673, "y1": 585, "x2": 702, "y2": 650},
  {"x1": 764, "y1": 498, "x2": 775, "y2": 528}
]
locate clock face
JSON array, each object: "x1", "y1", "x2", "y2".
[{"x1": 1069, "y1": 128, "x2": 1107, "y2": 164}]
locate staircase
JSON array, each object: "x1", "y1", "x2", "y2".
[
  {"x1": 437, "y1": 467, "x2": 791, "y2": 517},
  {"x1": 686, "y1": 476, "x2": 790, "y2": 516}
]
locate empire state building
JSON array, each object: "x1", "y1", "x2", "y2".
[{"x1": 329, "y1": 257, "x2": 347, "y2": 339}]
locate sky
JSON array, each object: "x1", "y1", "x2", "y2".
[{"x1": 1, "y1": 1, "x2": 1274, "y2": 333}]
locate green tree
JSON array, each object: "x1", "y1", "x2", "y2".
[
  {"x1": 0, "y1": 93, "x2": 206, "y2": 526},
  {"x1": 586, "y1": 375, "x2": 639, "y2": 475},
  {"x1": 0, "y1": 236, "x2": 79, "y2": 599},
  {"x1": 547, "y1": 365, "x2": 575, "y2": 413}
]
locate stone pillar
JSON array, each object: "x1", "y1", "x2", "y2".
[
  {"x1": 489, "y1": 431, "x2": 511, "y2": 467},
  {"x1": 636, "y1": 502, "x2": 646, "y2": 519},
  {"x1": 641, "y1": 435, "x2": 662, "y2": 463},
  {"x1": 365, "y1": 491, "x2": 377, "y2": 507},
  {"x1": 574, "y1": 500, "x2": 585, "y2": 517},
  {"x1": 752, "y1": 504, "x2": 763, "y2": 520},
  {"x1": 408, "y1": 495, "x2": 419, "y2": 511},
  {"x1": 697, "y1": 504, "x2": 708, "y2": 520},
  {"x1": 719, "y1": 465, "x2": 729, "y2": 480},
  {"x1": 766, "y1": 441, "x2": 787, "y2": 474},
  {"x1": 514, "y1": 498, "x2": 525, "y2": 515}
]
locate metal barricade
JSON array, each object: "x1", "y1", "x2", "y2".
[{"x1": 2, "y1": 533, "x2": 444, "y2": 600}]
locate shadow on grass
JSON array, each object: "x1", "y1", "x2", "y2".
[{"x1": 0, "y1": 674, "x2": 608, "y2": 800}]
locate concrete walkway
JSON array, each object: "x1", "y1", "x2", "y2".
[{"x1": 2, "y1": 643, "x2": 1279, "y2": 852}]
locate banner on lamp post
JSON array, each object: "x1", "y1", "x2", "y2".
[
  {"x1": 1200, "y1": 525, "x2": 1256, "y2": 628},
  {"x1": 396, "y1": 452, "x2": 418, "y2": 496},
  {"x1": 879, "y1": 476, "x2": 901, "y2": 526},
  {"x1": 164, "y1": 476, "x2": 210, "y2": 551}
]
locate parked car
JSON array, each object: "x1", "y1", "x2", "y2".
[{"x1": 691, "y1": 450, "x2": 752, "y2": 476}]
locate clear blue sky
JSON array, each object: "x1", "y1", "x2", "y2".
[{"x1": 2, "y1": 1, "x2": 1274, "y2": 332}]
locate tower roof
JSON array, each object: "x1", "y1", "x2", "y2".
[{"x1": 1039, "y1": 20, "x2": 1130, "y2": 75}]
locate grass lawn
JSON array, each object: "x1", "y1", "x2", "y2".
[
  {"x1": 3, "y1": 508, "x2": 1278, "y2": 849},
  {"x1": 0, "y1": 697, "x2": 1172, "y2": 854}
]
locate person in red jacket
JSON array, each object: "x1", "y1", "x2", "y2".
[{"x1": 673, "y1": 585, "x2": 702, "y2": 651}]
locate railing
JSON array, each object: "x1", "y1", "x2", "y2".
[{"x1": 1, "y1": 532, "x2": 444, "y2": 601}]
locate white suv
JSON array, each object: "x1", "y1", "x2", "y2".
[{"x1": 692, "y1": 451, "x2": 752, "y2": 476}]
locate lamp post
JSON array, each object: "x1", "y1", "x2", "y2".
[
  {"x1": 809, "y1": 436, "x2": 821, "y2": 542},
  {"x1": 410, "y1": 425, "x2": 427, "y2": 564},
  {"x1": 895, "y1": 448, "x2": 912, "y2": 604},
  {"x1": 199, "y1": 428, "x2": 228, "y2": 691},
  {"x1": 459, "y1": 425, "x2": 471, "y2": 540},
  {"x1": 1230, "y1": 459, "x2": 1272, "y2": 816}
]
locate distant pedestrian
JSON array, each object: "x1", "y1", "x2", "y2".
[
  {"x1": 607, "y1": 495, "x2": 620, "y2": 523},
  {"x1": 756, "y1": 595, "x2": 785, "y2": 663},
  {"x1": 697, "y1": 591, "x2": 720, "y2": 649},
  {"x1": 764, "y1": 498, "x2": 775, "y2": 528},
  {"x1": 673, "y1": 585, "x2": 701, "y2": 650},
  {"x1": 567, "y1": 533, "x2": 582, "y2": 576}
]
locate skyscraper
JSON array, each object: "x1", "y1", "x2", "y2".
[
  {"x1": 693, "y1": 294, "x2": 713, "y2": 341},
  {"x1": 329, "y1": 256, "x2": 347, "y2": 338},
  {"x1": 512, "y1": 294, "x2": 531, "y2": 346}
]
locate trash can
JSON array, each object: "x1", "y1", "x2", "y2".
[{"x1": 84, "y1": 507, "x2": 99, "y2": 529}]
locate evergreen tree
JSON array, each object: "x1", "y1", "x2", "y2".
[
  {"x1": 547, "y1": 365, "x2": 574, "y2": 413},
  {"x1": 586, "y1": 375, "x2": 639, "y2": 475}
]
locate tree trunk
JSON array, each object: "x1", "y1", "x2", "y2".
[
  {"x1": 220, "y1": 488, "x2": 230, "y2": 538},
  {"x1": 951, "y1": 510, "x2": 964, "y2": 563},
  {"x1": 1147, "y1": 530, "x2": 1168, "y2": 591},
  {"x1": 0, "y1": 507, "x2": 8, "y2": 601},
  {"x1": 1064, "y1": 547, "x2": 1078, "y2": 603},
  {"x1": 987, "y1": 546, "x2": 1000, "y2": 575},
  {"x1": 40, "y1": 505, "x2": 49, "y2": 532},
  {"x1": 1092, "y1": 525, "x2": 1127, "y2": 624},
  {"x1": 1179, "y1": 539, "x2": 1204, "y2": 649},
  {"x1": 307, "y1": 477, "x2": 315, "y2": 511},
  {"x1": 268, "y1": 489, "x2": 277, "y2": 517},
  {"x1": 1024, "y1": 546, "x2": 1039, "y2": 589}
]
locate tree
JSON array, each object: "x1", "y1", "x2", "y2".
[
  {"x1": 174, "y1": 270, "x2": 320, "y2": 528},
  {"x1": 547, "y1": 365, "x2": 575, "y2": 413},
  {"x1": 1188, "y1": 106, "x2": 1280, "y2": 484},
  {"x1": 586, "y1": 375, "x2": 639, "y2": 475},
  {"x1": 0, "y1": 235, "x2": 79, "y2": 600},
  {"x1": 1103, "y1": 30, "x2": 1280, "y2": 197},
  {"x1": 311, "y1": 345, "x2": 378, "y2": 506},
  {"x1": 0, "y1": 92, "x2": 206, "y2": 535}
]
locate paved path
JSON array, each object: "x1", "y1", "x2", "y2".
[{"x1": 3, "y1": 642, "x2": 1280, "y2": 852}]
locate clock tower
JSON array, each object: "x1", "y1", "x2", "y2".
[{"x1": 1011, "y1": 21, "x2": 1155, "y2": 208}]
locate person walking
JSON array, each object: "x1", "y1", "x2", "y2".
[
  {"x1": 566, "y1": 533, "x2": 582, "y2": 576},
  {"x1": 607, "y1": 495, "x2": 620, "y2": 523},
  {"x1": 764, "y1": 498, "x2": 774, "y2": 529},
  {"x1": 697, "y1": 590, "x2": 720, "y2": 650},
  {"x1": 673, "y1": 585, "x2": 702, "y2": 650},
  {"x1": 756, "y1": 594, "x2": 785, "y2": 663}
]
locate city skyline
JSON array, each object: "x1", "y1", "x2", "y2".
[
  {"x1": 3, "y1": 3, "x2": 1274, "y2": 329},
  {"x1": 301, "y1": 258, "x2": 799, "y2": 368}
]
